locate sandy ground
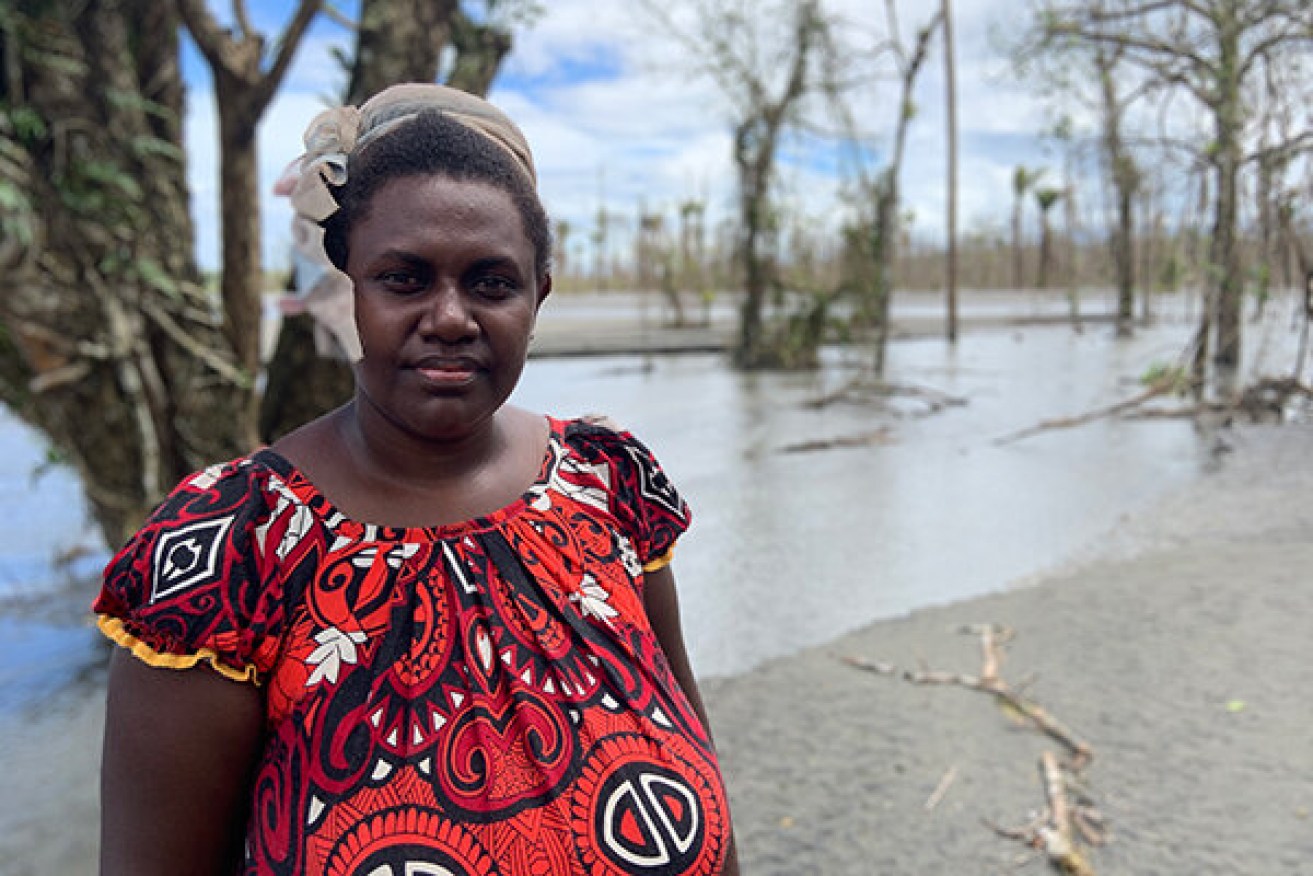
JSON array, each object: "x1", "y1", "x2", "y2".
[{"x1": 1, "y1": 421, "x2": 1309, "y2": 874}]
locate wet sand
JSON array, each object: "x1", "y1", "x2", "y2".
[
  {"x1": 704, "y1": 422, "x2": 1313, "y2": 874},
  {"x1": 2, "y1": 427, "x2": 1309, "y2": 873}
]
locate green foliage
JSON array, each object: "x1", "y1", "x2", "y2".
[
  {"x1": 58, "y1": 157, "x2": 146, "y2": 227},
  {"x1": 22, "y1": 48, "x2": 82, "y2": 78},
  {"x1": 106, "y1": 88, "x2": 173, "y2": 122},
  {"x1": 1034, "y1": 186, "x2": 1062, "y2": 211},
  {"x1": 75, "y1": 159, "x2": 143, "y2": 201},
  {"x1": 1139, "y1": 361, "x2": 1190, "y2": 394},
  {"x1": 760, "y1": 286, "x2": 835, "y2": 370},
  {"x1": 0, "y1": 180, "x2": 34, "y2": 248},
  {"x1": 1157, "y1": 253, "x2": 1181, "y2": 292},
  {"x1": 133, "y1": 257, "x2": 181, "y2": 300},
  {"x1": 130, "y1": 135, "x2": 185, "y2": 163},
  {"x1": 4, "y1": 106, "x2": 46, "y2": 143},
  {"x1": 1248, "y1": 262, "x2": 1271, "y2": 306}
]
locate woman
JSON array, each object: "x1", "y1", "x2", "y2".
[{"x1": 97, "y1": 84, "x2": 736, "y2": 875}]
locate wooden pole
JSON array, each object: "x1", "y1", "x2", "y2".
[{"x1": 943, "y1": 0, "x2": 959, "y2": 342}]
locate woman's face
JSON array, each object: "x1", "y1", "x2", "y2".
[{"x1": 346, "y1": 174, "x2": 550, "y2": 443}]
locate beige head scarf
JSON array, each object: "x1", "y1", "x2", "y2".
[{"x1": 289, "y1": 83, "x2": 537, "y2": 223}]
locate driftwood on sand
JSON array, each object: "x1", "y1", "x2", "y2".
[{"x1": 843, "y1": 624, "x2": 1106, "y2": 874}]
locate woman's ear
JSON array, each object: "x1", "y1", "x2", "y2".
[{"x1": 535, "y1": 272, "x2": 553, "y2": 311}]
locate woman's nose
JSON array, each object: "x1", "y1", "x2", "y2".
[{"x1": 419, "y1": 284, "x2": 477, "y2": 341}]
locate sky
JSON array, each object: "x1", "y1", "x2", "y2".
[{"x1": 181, "y1": 0, "x2": 1074, "y2": 273}]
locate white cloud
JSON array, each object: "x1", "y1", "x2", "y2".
[{"x1": 186, "y1": 0, "x2": 1066, "y2": 270}]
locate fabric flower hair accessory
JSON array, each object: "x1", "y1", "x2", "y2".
[{"x1": 290, "y1": 104, "x2": 362, "y2": 223}]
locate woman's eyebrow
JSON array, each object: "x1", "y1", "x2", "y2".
[
  {"x1": 374, "y1": 249, "x2": 427, "y2": 265},
  {"x1": 465, "y1": 255, "x2": 522, "y2": 275}
]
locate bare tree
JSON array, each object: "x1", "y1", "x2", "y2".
[
  {"x1": 843, "y1": 2, "x2": 942, "y2": 373},
  {"x1": 1039, "y1": 0, "x2": 1313, "y2": 371},
  {"x1": 640, "y1": 0, "x2": 829, "y2": 368},
  {"x1": 678, "y1": 200, "x2": 712, "y2": 325},
  {"x1": 1018, "y1": 1, "x2": 1150, "y2": 337},
  {"x1": 175, "y1": 0, "x2": 322, "y2": 423},
  {"x1": 1093, "y1": 39, "x2": 1141, "y2": 337}
]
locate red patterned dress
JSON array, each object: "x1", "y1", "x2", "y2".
[{"x1": 94, "y1": 418, "x2": 731, "y2": 875}]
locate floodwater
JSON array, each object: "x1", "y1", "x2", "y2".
[{"x1": 0, "y1": 297, "x2": 1304, "y2": 690}]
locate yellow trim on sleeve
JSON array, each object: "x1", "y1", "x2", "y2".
[
  {"x1": 96, "y1": 615, "x2": 260, "y2": 685},
  {"x1": 642, "y1": 547, "x2": 676, "y2": 573}
]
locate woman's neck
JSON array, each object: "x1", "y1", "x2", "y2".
[{"x1": 338, "y1": 396, "x2": 509, "y2": 489}]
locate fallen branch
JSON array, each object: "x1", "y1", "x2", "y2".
[
  {"x1": 1037, "y1": 750, "x2": 1097, "y2": 876},
  {"x1": 843, "y1": 625, "x2": 1104, "y2": 874},
  {"x1": 923, "y1": 765, "x2": 958, "y2": 812},
  {"x1": 779, "y1": 427, "x2": 894, "y2": 453},
  {"x1": 845, "y1": 627, "x2": 1093, "y2": 766},
  {"x1": 994, "y1": 379, "x2": 1174, "y2": 446},
  {"x1": 806, "y1": 377, "x2": 967, "y2": 413}
]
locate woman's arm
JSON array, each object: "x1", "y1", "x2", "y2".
[
  {"x1": 643, "y1": 564, "x2": 740, "y2": 875},
  {"x1": 100, "y1": 650, "x2": 264, "y2": 876}
]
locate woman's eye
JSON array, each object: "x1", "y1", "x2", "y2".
[
  {"x1": 377, "y1": 270, "x2": 424, "y2": 292},
  {"x1": 472, "y1": 275, "x2": 518, "y2": 299}
]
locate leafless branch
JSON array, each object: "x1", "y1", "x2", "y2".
[{"x1": 231, "y1": 0, "x2": 254, "y2": 41}]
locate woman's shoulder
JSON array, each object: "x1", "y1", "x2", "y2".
[
  {"x1": 105, "y1": 451, "x2": 292, "y2": 580},
  {"x1": 153, "y1": 451, "x2": 286, "y2": 519},
  {"x1": 556, "y1": 413, "x2": 643, "y2": 456}
]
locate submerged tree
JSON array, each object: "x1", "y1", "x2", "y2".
[
  {"x1": 1018, "y1": 1, "x2": 1148, "y2": 338},
  {"x1": 1038, "y1": 0, "x2": 1313, "y2": 372},
  {"x1": 640, "y1": 0, "x2": 830, "y2": 368},
  {"x1": 836, "y1": 0, "x2": 943, "y2": 373}
]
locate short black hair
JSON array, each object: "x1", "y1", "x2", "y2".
[{"x1": 320, "y1": 109, "x2": 551, "y2": 278}]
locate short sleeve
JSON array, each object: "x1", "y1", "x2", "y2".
[
  {"x1": 564, "y1": 421, "x2": 692, "y2": 571},
  {"x1": 93, "y1": 458, "x2": 282, "y2": 684}
]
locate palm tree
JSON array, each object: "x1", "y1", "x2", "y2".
[
  {"x1": 1011, "y1": 166, "x2": 1042, "y2": 290},
  {"x1": 1034, "y1": 186, "x2": 1064, "y2": 289}
]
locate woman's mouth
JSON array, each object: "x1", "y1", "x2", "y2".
[{"x1": 414, "y1": 359, "x2": 479, "y2": 386}]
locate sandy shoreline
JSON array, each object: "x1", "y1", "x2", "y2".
[
  {"x1": 704, "y1": 422, "x2": 1313, "y2": 874},
  {"x1": 2, "y1": 422, "x2": 1309, "y2": 874}
]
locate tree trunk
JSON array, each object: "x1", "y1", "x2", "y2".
[
  {"x1": 943, "y1": 0, "x2": 959, "y2": 343},
  {"x1": 1037, "y1": 212, "x2": 1052, "y2": 289},
  {"x1": 1012, "y1": 198, "x2": 1025, "y2": 290},
  {"x1": 217, "y1": 96, "x2": 263, "y2": 444},
  {"x1": 735, "y1": 136, "x2": 770, "y2": 367},
  {"x1": 1113, "y1": 182, "x2": 1135, "y2": 333},
  {"x1": 871, "y1": 176, "x2": 898, "y2": 375},
  {"x1": 1, "y1": 0, "x2": 250, "y2": 546},
  {"x1": 448, "y1": 10, "x2": 512, "y2": 97},
  {"x1": 349, "y1": 0, "x2": 457, "y2": 100},
  {"x1": 1210, "y1": 10, "x2": 1245, "y2": 371},
  {"x1": 1097, "y1": 46, "x2": 1136, "y2": 337}
]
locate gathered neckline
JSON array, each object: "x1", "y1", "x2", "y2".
[{"x1": 250, "y1": 416, "x2": 564, "y2": 543}]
